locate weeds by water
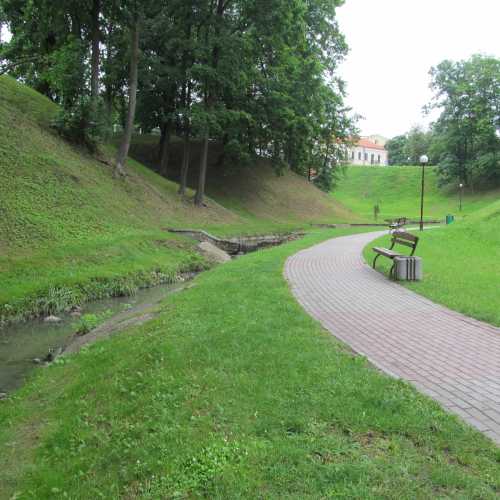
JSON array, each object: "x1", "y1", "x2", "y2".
[{"x1": 0, "y1": 264, "x2": 206, "y2": 327}]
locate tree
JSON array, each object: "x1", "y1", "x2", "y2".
[
  {"x1": 2, "y1": 0, "x2": 356, "y2": 198},
  {"x1": 404, "y1": 125, "x2": 432, "y2": 164},
  {"x1": 90, "y1": 0, "x2": 101, "y2": 108},
  {"x1": 386, "y1": 135, "x2": 408, "y2": 165},
  {"x1": 386, "y1": 127, "x2": 433, "y2": 166},
  {"x1": 114, "y1": 13, "x2": 140, "y2": 177},
  {"x1": 0, "y1": 0, "x2": 109, "y2": 148},
  {"x1": 427, "y1": 55, "x2": 500, "y2": 187},
  {"x1": 0, "y1": 4, "x2": 6, "y2": 45}
]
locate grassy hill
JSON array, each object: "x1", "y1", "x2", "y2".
[
  {"x1": 130, "y1": 135, "x2": 355, "y2": 229},
  {"x1": 365, "y1": 198, "x2": 500, "y2": 326},
  {"x1": 332, "y1": 165, "x2": 500, "y2": 222},
  {"x1": 0, "y1": 76, "x2": 351, "y2": 323}
]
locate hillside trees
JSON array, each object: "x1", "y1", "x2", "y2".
[
  {"x1": 427, "y1": 55, "x2": 500, "y2": 187},
  {"x1": 385, "y1": 135, "x2": 408, "y2": 165},
  {"x1": 405, "y1": 125, "x2": 432, "y2": 164},
  {"x1": 386, "y1": 126, "x2": 433, "y2": 166},
  {"x1": 0, "y1": 0, "x2": 356, "y2": 201}
]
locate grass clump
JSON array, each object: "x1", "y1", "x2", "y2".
[
  {"x1": 1, "y1": 229, "x2": 499, "y2": 498},
  {"x1": 73, "y1": 310, "x2": 113, "y2": 336}
]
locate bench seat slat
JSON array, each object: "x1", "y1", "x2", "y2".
[{"x1": 373, "y1": 247, "x2": 401, "y2": 258}]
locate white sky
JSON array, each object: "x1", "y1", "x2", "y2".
[{"x1": 337, "y1": 0, "x2": 500, "y2": 138}]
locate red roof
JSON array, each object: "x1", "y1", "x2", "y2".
[{"x1": 355, "y1": 138, "x2": 386, "y2": 151}]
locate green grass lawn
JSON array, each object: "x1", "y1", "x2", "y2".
[
  {"x1": 364, "y1": 200, "x2": 500, "y2": 326},
  {"x1": 1, "y1": 228, "x2": 499, "y2": 499},
  {"x1": 333, "y1": 165, "x2": 500, "y2": 222}
]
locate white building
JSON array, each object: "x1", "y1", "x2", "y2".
[{"x1": 346, "y1": 137, "x2": 388, "y2": 166}]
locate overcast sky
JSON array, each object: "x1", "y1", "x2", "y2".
[{"x1": 336, "y1": 0, "x2": 500, "y2": 139}]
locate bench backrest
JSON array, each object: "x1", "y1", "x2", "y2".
[{"x1": 390, "y1": 231, "x2": 419, "y2": 255}]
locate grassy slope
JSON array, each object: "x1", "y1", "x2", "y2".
[
  {"x1": 364, "y1": 200, "x2": 500, "y2": 326},
  {"x1": 130, "y1": 135, "x2": 357, "y2": 232},
  {"x1": 1, "y1": 228, "x2": 499, "y2": 499},
  {"x1": 0, "y1": 76, "x2": 351, "y2": 322},
  {"x1": 332, "y1": 165, "x2": 500, "y2": 222}
]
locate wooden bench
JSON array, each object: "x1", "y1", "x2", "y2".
[
  {"x1": 372, "y1": 231, "x2": 419, "y2": 278},
  {"x1": 385, "y1": 217, "x2": 407, "y2": 233}
]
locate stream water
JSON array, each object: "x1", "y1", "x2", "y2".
[{"x1": 0, "y1": 283, "x2": 181, "y2": 395}]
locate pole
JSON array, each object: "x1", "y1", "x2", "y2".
[
  {"x1": 459, "y1": 186, "x2": 462, "y2": 211},
  {"x1": 419, "y1": 162, "x2": 425, "y2": 231}
]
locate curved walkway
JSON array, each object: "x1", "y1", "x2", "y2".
[{"x1": 285, "y1": 231, "x2": 500, "y2": 444}]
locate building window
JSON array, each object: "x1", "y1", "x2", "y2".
[
  {"x1": 358, "y1": 152, "x2": 361, "y2": 160},
  {"x1": 364, "y1": 152, "x2": 368, "y2": 161},
  {"x1": 351, "y1": 151, "x2": 354, "y2": 160},
  {"x1": 377, "y1": 154, "x2": 381, "y2": 164},
  {"x1": 370, "y1": 153, "x2": 374, "y2": 164}
]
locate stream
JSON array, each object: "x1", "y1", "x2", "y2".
[{"x1": 0, "y1": 282, "x2": 183, "y2": 395}]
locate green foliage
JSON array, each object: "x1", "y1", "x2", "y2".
[
  {"x1": 385, "y1": 134, "x2": 408, "y2": 166},
  {"x1": 51, "y1": 97, "x2": 107, "y2": 151},
  {"x1": 386, "y1": 126, "x2": 433, "y2": 166},
  {"x1": 427, "y1": 54, "x2": 500, "y2": 188},
  {"x1": 405, "y1": 125, "x2": 433, "y2": 164},
  {"x1": 1, "y1": 229, "x2": 499, "y2": 498},
  {"x1": 2, "y1": 0, "x2": 357, "y2": 192}
]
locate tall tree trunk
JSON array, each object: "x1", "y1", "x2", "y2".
[
  {"x1": 179, "y1": 76, "x2": 192, "y2": 195},
  {"x1": 195, "y1": 133, "x2": 209, "y2": 206},
  {"x1": 158, "y1": 127, "x2": 165, "y2": 161},
  {"x1": 194, "y1": 0, "x2": 225, "y2": 205},
  {"x1": 178, "y1": 134, "x2": 190, "y2": 195},
  {"x1": 159, "y1": 123, "x2": 171, "y2": 176},
  {"x1": 90, "y1": 0, "x2": 100, "y2": 107},
  {"x1": 115, "y1": 22, "x2": 140, "y2": 177}
]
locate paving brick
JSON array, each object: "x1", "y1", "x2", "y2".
[{"x1": 285, "y1": 231, "x2": 500, "y2": 446}]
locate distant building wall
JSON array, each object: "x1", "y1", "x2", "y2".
[{"x1": 346, "y1": 138, "x2": 388, "y2": 166}]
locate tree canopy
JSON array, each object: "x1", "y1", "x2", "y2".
[
  {"x1": 427, "y1": 54, "x2": 500, "y2": 188},
  {"x1": 0, "y1": 0, "x2": 357, "y2": 202},
  {"x1": 386, "y1": 126, "x2": 433, "y2": 166}
]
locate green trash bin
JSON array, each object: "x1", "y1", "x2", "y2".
[{"x1": 446, "y1": 214, "x2": 455, "y2": 224}]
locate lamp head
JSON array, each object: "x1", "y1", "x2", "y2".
[
  {"x1": 459, "y1": 183, "x2": 464, "y2": 188},
  {"x1": 419, "y1": 155, "x2": 429, "y2": 165}
]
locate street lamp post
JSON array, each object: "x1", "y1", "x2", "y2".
[
  {"x1": 419, "y1": 155, "x2": 429, "y2": 231},
  {"x1": 459, "y1": 183, "x2": 464, "y2": 211}
]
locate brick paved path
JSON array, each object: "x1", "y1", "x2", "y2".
[{"x1": 285, "y1": 230, "x2": 500, "y2": 445}]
